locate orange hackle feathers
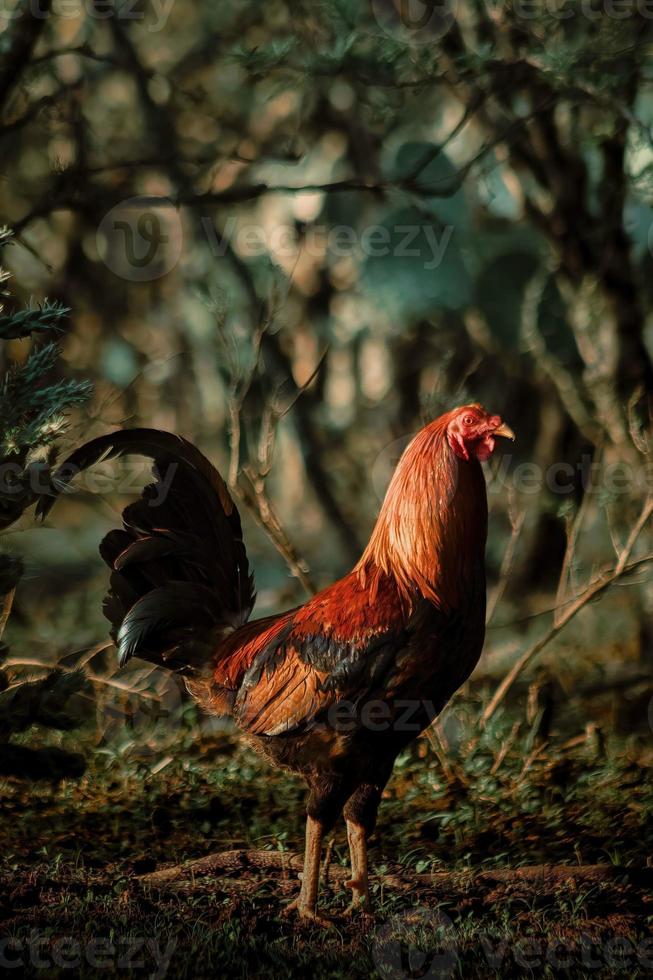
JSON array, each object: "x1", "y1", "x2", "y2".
[{"x1": 356, "y1": 408, "x2": 488, "y2": 612}]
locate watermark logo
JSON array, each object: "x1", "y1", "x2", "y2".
[
  {"x1": 4, "y1": 0, "x2": 175, "y2": 33},
  {"x1": 97, "y1": 197, "x2": 182, "y2": 282},
  {"x1": 97, "y1": 666, "x2": 184, "y2": 740},
  {"x1": 370, "y1": 435, "x2": 653, "y2": 502},
  {"x1": 201, "y1": 216, "x2": 455, "y2": 268},
  {"x1": 0, "y1": 933, "x2": 176, "y2": 978},
  {"x1": 320, "y1": 698, "x2": 440, "y2": 735},
  {"x1": 368, "y1": 0, "x2": 459, "y2": 44},
  {"x1": 372, "y1": 906, "x2": 457, "y2": 980}
]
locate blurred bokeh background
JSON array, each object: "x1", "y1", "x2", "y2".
[
  {"x1": 1, "y1": 0, "x2": 653, "y2": 750},
  {"x1": 2, "y1": 4, "x2": 653, "y2": 972}
]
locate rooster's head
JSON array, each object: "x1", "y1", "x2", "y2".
[{"x1": 446, "y1": 404, "x2": 515, "y2": 462}]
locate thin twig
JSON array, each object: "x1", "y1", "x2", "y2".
[
  {"x1": 490, "y1": 720, "x2": 521, "y2": 776},
  {"x1": 554, "y1": 468, "x2": 597, "y2": 625},
  {"x1": 0, "y1": 587, "x2": 16, "y2": 643},
  {"x1": 486, "y1": 502, "x2": 525, "y2": 624},
  {"x1": 221, "y1": 305, "x2": 321, "y2": 596}
]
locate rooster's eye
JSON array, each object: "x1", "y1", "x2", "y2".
[{"x1": 462, "y1": 415, "x2": 474, "y2": 426}]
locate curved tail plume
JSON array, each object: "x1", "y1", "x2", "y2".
[{"x1": 37, "y1": 429, "x2": 255, "y2": 670}]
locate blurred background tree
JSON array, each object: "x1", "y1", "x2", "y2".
[
  {"x1": 0, "y1": 227, "x2": 91, "y2": 779},
  {"x1": 0, "y1": 0, "x2": 652, "y2": 735}
]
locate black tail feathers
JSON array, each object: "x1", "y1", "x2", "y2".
[{"x1": 37, "y1": 429, "x2": 255, "y2": 670}]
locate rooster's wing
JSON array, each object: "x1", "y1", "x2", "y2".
[{"x1": 218, "y1": 572, "x2": 429, "y2": 736}]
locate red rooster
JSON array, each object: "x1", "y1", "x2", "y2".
[{"x1": 38, "y1": 404, "x2": 514, "y2": 921}]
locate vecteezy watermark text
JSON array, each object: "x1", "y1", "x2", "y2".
[
  {"x1": 485, "y1": 453, "x2": 653, "y2": 497},
  {"x1": 366, "y1": 0, "x2": 653, "y2": 48},
  {"x1": 0, "y1": 934, "x2": 176, "y2": 978},
  {"x1": 372, "y1": 910, "x2": 653, "y2": 980},
  {"x1": 201, "y1": 216, "x2": 454, "y2": 269},
  {"x1": 372, "y1": 440, "x2": 653, "y2": 504},
  {"x1": 5, "y1": 452, "x2": 652, "y2": 514},
  {"x1": 0, "y1": 460, "x2": 178, "y2": 507},
  {"x1": 0, "y1": 0, "x2": 174, "y2": 32},
  {"x1": 480, "y1": 934, "x2": 653, "y2": 972},
  {"x1": 323, "y1": 698, "x2": 437, "y2": 734},
  {"x1": 96, "y1": 198, "x2": 456, "y2": 281}
]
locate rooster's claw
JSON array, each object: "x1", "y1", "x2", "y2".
[{"x1": 282, "y1": 896, "x2": 333, "y2": 928}]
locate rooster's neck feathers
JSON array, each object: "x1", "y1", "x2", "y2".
[{"x1": 356, "y1": 412, "x2": 488, "y2": 611}]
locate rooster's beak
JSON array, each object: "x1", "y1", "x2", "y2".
[{"x1": 494, "y1": 421, "x2": 515, "y2": 441}]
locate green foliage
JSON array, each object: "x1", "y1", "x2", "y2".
[
  {"x1": 0, "y1": 232, "x2": 92, "y2": 462},
  {"x1": 232, "y1": 38, "x2": 298, "y2": 74},
  {"x1": 0, "y1": 231, "x2": 92, "y2": 782},
  {"x1": 389, "y1": 143, "x2": 470, "y2": 226},
  {"x1": 363, "y1": 206, "x2": 472, "y2": 319},
  {"x1": 0, "y1": 299, "x2": 68, "y2": 340},
  {"x1": 475, "y1": 251, "x2": 540, "y2": 350},
  {"x1": 1, "y1": 359, "x2": 93, "y2": 457}
]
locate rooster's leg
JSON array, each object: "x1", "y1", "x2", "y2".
[
  {"x1": 345, "y1": 820, "x2": 371, "y2": 911},
  {"x1": 343, "y1": 778, "x2": 390, "y2": 914},
  {"x1": 284, "y1": 815, "x2": 328, "y2": 923}
]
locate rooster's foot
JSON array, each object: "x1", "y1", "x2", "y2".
[
  {"x1": 344, "y1": 876, "x2": 371, "y2": 913},
  {"x1": 283, "y1": 896, "x2": 333, "y2": 928},
  {"x1": 343, "y1": 903, "x2": 374, "y2": 923}
]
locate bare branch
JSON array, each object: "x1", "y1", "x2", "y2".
[
  {"x1": 219, "y1": 307, "x2": 321, "y2": 597},
  {"x1": 481, "y1": 496, "x2": 653, "y2": 728},
  {"x1": 0, "y1": 556, "x2": 22, "y2": 643},
  {"x1": 238, "y1": 468, "x2": 316, "y2": 596},
  {"x1": 553, "y1": 464, "x2": 598, "y2": 625},
  {"x1": 486, "y1": 503, "x2": 526, "y2": 625},
  {"x1": 0, "y1": 0, "x2": 53, "y2": 115},
  {"x1": 521, "y1": 268, "x2": 601, "y2": 446}
]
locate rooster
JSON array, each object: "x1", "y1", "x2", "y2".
[{"x1": 37, "y1": 404, "x2": 514, "y2": 921}]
